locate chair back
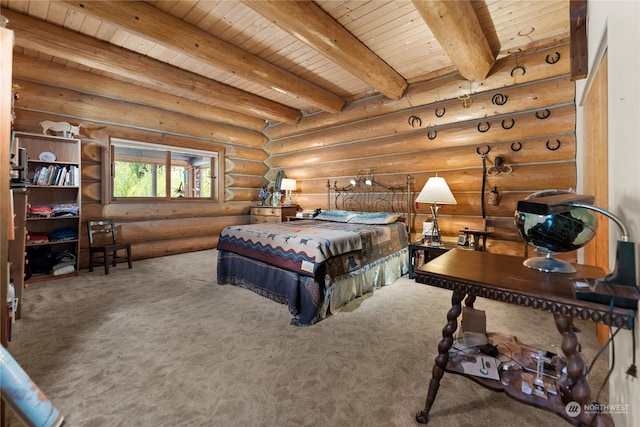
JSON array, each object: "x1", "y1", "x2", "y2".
[{"x1": 87, "y1": 220, "x2": 118, "y2": 247}]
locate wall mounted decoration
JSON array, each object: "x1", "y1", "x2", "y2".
[{"x1": 408, "y1": 115, "x2": 422, "y2": 127}]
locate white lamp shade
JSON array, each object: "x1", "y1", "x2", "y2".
[
  {"x1": 280, "y1": 178, "x2": 297, "y2": 191},
  {"x1": 415, "y1": 176, "x2": 457, "y2": 204}
]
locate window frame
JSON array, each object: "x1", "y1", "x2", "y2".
[{"x1": 108, "y1": 138, "x2": 222, "y2": 203}]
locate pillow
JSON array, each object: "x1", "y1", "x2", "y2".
[
  {"x1": 314, "y1": 210, "x2": 358, "y2": 223},
  {"x1": 348, "y1": 211, "x2": 401, "y2": 225}
]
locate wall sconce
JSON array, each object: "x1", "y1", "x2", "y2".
[{"x1": 280, "y1": 178, "x2": 297, "y2": 206}]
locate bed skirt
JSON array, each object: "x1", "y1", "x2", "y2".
[{"x1": 217, "y1": 247, "x2": 408, "y2": 325}]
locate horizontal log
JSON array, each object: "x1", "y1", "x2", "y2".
[
  {"x1": 60, "y1": 1, "x2": 345, "y2": 114},
  {"x1": 78, "y1": 237, "x2": 219, "y2": 268},
  {"x1": 82, "y1": 201, "x2": 251, "y2": 221},
  {"x1": 266, "y1": 103, "x2": 575, "y2": 157},
  {"x1": 14, "y1": 80, "x2": 267, "y2": 147},
  {"x1": 14, "y1": 112, "x2": 242, "y2": 157},
  {"x1": 225, "y1": 188, "x2": 263, "y2": 203},
  {"x1": 79, "y1": 216, "x2": 247, "y2": 249},
  {"x1": 5, "y1": 9, "x2": 302, "y2": 125},
  {"x1": 82, "y1": 183, "x2": 101, "y2": 203},
  {"x1": 13, "y1": 53, "x2": 268, "y2": 132},
  {"x1": 269, "y1": 132, "x2": 576, "y2": 172},
  {"x1": 225, "y1": 175, "x2": 268, "y2": 189},
  {"x1": 81, "y1": 142, "x2": 103, "y2": 163},
  {"x1": 266, "y1": 44, "x2": 571, "y2": 139},
  {"x1": 225, "y1": 158, "x2": 268, "y2": 176}
]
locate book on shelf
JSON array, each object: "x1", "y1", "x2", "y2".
[{"x1": 32, "y1": 165, "x2": 77, "y2": 187}]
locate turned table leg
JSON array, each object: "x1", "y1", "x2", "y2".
[
  {"x1": 554, "y1": 313, "x2": 613, "y2": 427},
  {"x1": 416, "y1": 288, "x2": 466, "y2": 424}
]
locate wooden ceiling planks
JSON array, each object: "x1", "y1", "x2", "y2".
[{"x1": 2, "y1": 0, "x2": 573, "y2": 122}]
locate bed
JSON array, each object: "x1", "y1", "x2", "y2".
[{"x1": 217, "y1": 172, "x2": 412, "y2": 325}]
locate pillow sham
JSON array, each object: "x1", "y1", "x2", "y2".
[
  {"x1": 348, "y1": 211, "x2": 402, "y2": 224},
  {"x1": 314, "y1": 210, "x2": 358, "y2": 223}
]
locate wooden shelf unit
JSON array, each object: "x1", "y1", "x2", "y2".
[{"x1": 14, "y1": 131, "x2": 81, "y2": 284}]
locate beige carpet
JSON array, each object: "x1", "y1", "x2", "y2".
[{"x1": 6, "y1": 249, "x2": 609, "y2": 427}]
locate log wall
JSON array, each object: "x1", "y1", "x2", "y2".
[
  {"x1": 265, "y1": 43, "x2": 577, "y2": 257},
  {"x1": 12, "y1": 41, "x2": 577, "y2": 266}
]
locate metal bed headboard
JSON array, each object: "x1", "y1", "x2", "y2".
[{"x1": 326, "y1": 169, "x2": 413, "y2": 235}]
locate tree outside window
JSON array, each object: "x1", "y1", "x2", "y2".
[{"x1": 111, "y1": 139, "x2": 218, "y2": 201}]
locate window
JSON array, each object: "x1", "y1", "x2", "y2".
[{"x1": 111, "y1": 139, "x2": 219, "y2": 201}]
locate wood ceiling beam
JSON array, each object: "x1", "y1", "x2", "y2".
[
  {"x1": 242, "y1": 0, "x2": 408, "y2": 100},
  {"x1": 412, "y1": 0, "x2": 495, "y2": 82},
  {"x1": 3, "y1": 9, "x2": 300, "y2": 125},
  {"x1": 60, "y1": 1, "x2": 346, "y2": 114},
  {"x1": 570, "y1": 0, "x2": 588, "y2": 80},
  {"x1": 12, "y1": 54, "x2": 267, "y2": 132}
]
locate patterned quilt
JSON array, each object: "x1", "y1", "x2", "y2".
[
  {"x1": 217, "y1": 219, "x2": 408, "y2": 325},
  {"x1": 217, "y1": 219, "x2": 406, "y2": 277}
]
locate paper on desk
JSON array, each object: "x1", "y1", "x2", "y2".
[{"x1": 449, "y1": 343, "x2": 500, "y2": 381}]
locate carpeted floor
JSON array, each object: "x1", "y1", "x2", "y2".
[{"x1": 5, "y1": 249, "x2": 609, "y2": 427}]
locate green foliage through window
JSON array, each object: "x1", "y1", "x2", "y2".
[{"x1": 111, "y1": 139, "x2": 218, "y2": 201}]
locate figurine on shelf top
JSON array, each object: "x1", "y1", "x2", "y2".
[{"x1": 258, "y1": 186, "x2": 272, "y2": 206}]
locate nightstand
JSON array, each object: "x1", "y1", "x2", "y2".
[{"x1": 251, "y1": 205, "x2": 298, "y2": 223}]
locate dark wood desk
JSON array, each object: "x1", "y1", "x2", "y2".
[
  {"x1": 408, "y1": 241, "x2": 459, "y2": 279},
  {"x1": 414, "y1": 249, "x2": 636, "y2": 426}
]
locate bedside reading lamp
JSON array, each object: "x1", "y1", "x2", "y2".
[
  {"x1": 415, "y1": 176, "x2": 457, "y2": 246},
  {"x1": 281, "y1": 178, "x2": 297, "y2": 206},
  {"x1": 516, "y1": 192, "x2": 637, "y2": 291}
]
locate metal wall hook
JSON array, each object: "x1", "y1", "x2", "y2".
[
  {"x1": 492, "y1": 93, "x2": 508, "y2": 105},
  {"x1": 535, "y1": 109, "x2": 551, "y2": 119},
  {"x1": 501, "y1": 118, "x2": 515, "y2": 130},
  {"x1": 408, "y1": 115, "x2": 422, "y2": 127},
  {"x1": 546, "y1": 139, "x2": 561, "y2": 151},
  {"x1": 476, "y1": 145, "x2": 491, "y2": 156},
  {"x1": 546, "y1": 52, "x2": 561, "y2": 64},
  {"x1": 510, "y1": 48, "x2": 526, "y2": 77},
  {"x1": 427, "y1": 130, "x2": 437, "y2": 140},
  {"x1": 511, "y1": 141, "x2": 522, "y2": 151},
  {"x1": 458, "y1": 93, "x2": 472, "y2": 108},
  {"x1": 477, "y1": 122, "x2": 491, "y2": 133},
  {"x1": 435, "y1": 107, "x2": 446, "y2": 118}
]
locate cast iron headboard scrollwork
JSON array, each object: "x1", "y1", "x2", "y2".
[{"x1": 326, "y1": 169, "x2": 413, "y2": 236}]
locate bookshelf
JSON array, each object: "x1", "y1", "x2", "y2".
[{"x1": 13, "y1": 131, "x2": 81, "y2": 284}]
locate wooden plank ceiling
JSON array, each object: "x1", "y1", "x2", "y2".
[{"x1": 0, "y1": 0, "x2": 571, "y2": 129}]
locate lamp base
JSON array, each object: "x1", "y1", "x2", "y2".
[{"x1": 523, "y1": 256, "x2": 577, "y2": 273}]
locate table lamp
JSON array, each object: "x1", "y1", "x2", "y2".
[
  {"x1": 281, "y1": 178, "x2": 297, "y2": 206},
  {"x1": 415, "y1": 176, "x2": 457, "y2": 246}
]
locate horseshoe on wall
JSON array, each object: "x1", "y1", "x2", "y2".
[
  {"x1": 536, "y1": 109, "x2": 551, "y2": 119},
  {"x1": 546, "y1": 52, "x2": 561, "y2": 64},
  {"x1": 427, "y1": 130, "x2": 437, "y2": 140},
  {"x1": 501, "y1": 118, "x2": 515, "y2": 130},
  {"x1": 435, "y1": 107, "x2": 446, "y2": 118},
  {"x1": 492, "y1": 93, "x2": 508, "y2": 106},
  {"x1": 408, "y1": 115, "x2": 422, "y2": 127},
  {"x1": 510, "y1": 49, "x2": 526, "y2": 77},
  {"x1": 546, "y1": 139, "x2": 561, "y2": 151},
  {"x1": 511, "y1": 141, "x2": 522, "y2": 151},
  {"x1": 476, "y1": 145, "x2": 491, "y2": 156},
  {"x1": 477, "y1": 122, "x2": 491, "y2": 133}
]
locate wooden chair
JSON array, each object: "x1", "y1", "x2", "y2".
[{"x1": 87, "y1": 219, "x2": 132, "y2": 275}]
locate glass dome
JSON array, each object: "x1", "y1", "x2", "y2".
[{"x1": 514, "y1": 190, "x2": 598, "y2": 273}]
